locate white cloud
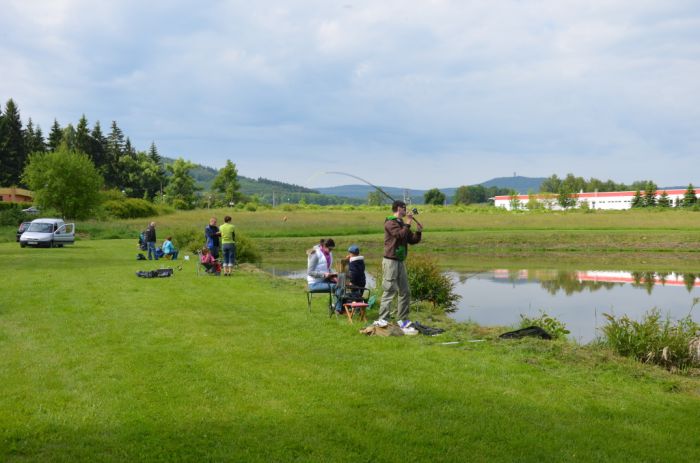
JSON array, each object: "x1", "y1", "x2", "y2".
[{"x1": 1, "y1": 0, "x2": 699, "y2": 188}]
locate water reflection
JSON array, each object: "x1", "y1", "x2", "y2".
[
  {"x1": 451, "y1": 269, "x2": 700, "y2": 343},
  {"x1": 479, "y1": 269, "x2": 700, "y2": 295}
]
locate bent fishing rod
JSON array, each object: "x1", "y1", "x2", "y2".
[{"x1": 325, "y1": 171, "x2": 423, "y2": 228}]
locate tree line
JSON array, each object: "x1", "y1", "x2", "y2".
[{"x1": 0, "y1": 98, "x2": 244, "y2": 218}]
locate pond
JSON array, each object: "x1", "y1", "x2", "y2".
[{"x1": 263, "y1": 265, "x2": 700, "y2": 343}]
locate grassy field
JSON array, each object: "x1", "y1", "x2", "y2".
[{"x1": 1, "y1": 238, "x2": 700, "y2": 462}]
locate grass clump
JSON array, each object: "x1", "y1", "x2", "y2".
[{"x1": 602, "y1": 308, "x2": 700, "y2": 371}]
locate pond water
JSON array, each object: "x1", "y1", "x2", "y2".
[{"x1": 263, "y1": 266, "x2": 700, "y2": 343}]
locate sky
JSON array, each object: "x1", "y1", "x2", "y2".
[{"x1": 2, "y1": 0, "x2": 699, "y2": 190}]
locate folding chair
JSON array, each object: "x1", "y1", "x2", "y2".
[{"x1": 306, "y1": 286, "x2": 334, "y2": 314}]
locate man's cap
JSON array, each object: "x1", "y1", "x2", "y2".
[{"x1": 348, "y1": 245, "x2": 360, "y2": 254}]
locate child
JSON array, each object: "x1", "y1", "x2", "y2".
[
  {"x1": 200, "y1": 247, "x2": 221, "y2": 275},
  {"x1": 162, "y1": 236, "x2": 179, "y2": 260},
  {"x1": 346, "y1": 244, "x2": 366, "y2": 290}
]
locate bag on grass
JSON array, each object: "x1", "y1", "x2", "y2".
[{"x1": 499, "y1": 326, "x2": 552, "y2": 340}]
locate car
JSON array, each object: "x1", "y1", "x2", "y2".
[
  {"x1": 19, "y1": 218, "x2": 75, "y2": 248},
  {"x1": 16, "y1": 221, "x2": 32, "y2": 242},
  {"x1": 22, "y1": 206, "x2": 40, "y2": 214}
]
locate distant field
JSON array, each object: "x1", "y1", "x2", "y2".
[{"x1": 4, "y1": 207, "x2": 700, "y2": 270}]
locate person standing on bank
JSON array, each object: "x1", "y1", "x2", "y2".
[
  {"x1": 219, "y1": 215, "x2": 236, "y2": 276},
  {"x1": 378, "y1": 200, "x2": 422, "y2": 325},
  {"x1": 205, "y1": 217, "x2": 221, "y2": 259},
  {"x1": 145, "y1": 221, "x2": 158, "y2": 260}
]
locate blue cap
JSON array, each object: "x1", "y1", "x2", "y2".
[{"x1": 348, "y1": 245, "x2": 360, "y2": 254}]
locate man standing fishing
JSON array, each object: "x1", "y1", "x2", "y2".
[{"x1": 378, "y1": 200, "x2": 423, "y2": 327}]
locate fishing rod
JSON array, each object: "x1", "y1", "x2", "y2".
[{"x1": 325, "y1": 171, "x2": 423, "y2": 227}]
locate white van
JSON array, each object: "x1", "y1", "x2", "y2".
[{"x1": 19, "y1": 218, "x2": 75, "y2": 248}]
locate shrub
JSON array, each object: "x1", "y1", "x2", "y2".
[
  {"x1": 601, "y1": 309, "x2": 700, "y2": 371},
  {"x1": 375, "y1": 255, "x2": 461, "y2": 312},
  {"x1": 103, "y1": 198, "x2": 158, "y2": 219},
  {"x1": 519, "y1": 311, "x2": 570, "y2": 340}
]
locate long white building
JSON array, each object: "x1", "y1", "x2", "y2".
[{"x1": 493, "y1": 188, "x2": 699, "y2": 211}]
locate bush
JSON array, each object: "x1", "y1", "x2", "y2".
[
  {"x1": 375, "y1": 255, "x2": 461, "y2": 312},
  {"x1": 103, "y1": 198, "x2": 158, "y2": 219},
  {"x1": 602, "y1": 309, "x2": 700, "y2": 371},
  {"x1": 519, "y1": 311, "x2": 570, "y2": 340}
]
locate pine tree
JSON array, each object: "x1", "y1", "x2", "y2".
[
  {"x1": 657, "y1": 191, "x2": 671, "y2": 208},
  {"x1": 75, "y1": 115, "x2": 91, "y2": 155},
  {"x1": 89, "y1": 121, "x2": 108, "y2": 169},
  {"x1": 47, "y1": 119, "x2": 63, "y2": 151},
  {"x1": 212, "y1": 159, "x2": 242, "y2": 205},
  {"x1": 643, "y1": 182, "x2": 657, "y2": 207},
  {"x1": 682, "y1": 183, "x2": 697, "y2": 207},
  {"x1": 104, "y1": 121, "x2": 125, "y2": 188},
  {"x1": 631, "y1": 189, "x2": 643, "y2": 208},
  {"x1": 0, "y1": 99, "x2": 26, "y2": 186}
]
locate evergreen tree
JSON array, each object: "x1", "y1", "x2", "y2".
[
  {"x1": 165, "y1": 157, "x2": 198, "y2": 209},
  {"x1": 0, "y1": 98, "x2": 26, "y2": 186},
  {"x1": 75, "y1": 115, "x2": 91, "y2": 155},
  {"x1": 631, "y1": 189, "x2": 643, "y2": 208},
  {"x1": 33, "y1": 126, "x2": 46, "y2": 153},
  {"x1": 104, "y1": 121, "x2": 125, "y2": 188},
  {"x1": 657, "y1": 191, "x2": 671, "y2": 208},
  {"x1": 643, "y1": 182, "x2": 657, "y2": 207},
  {"x1": 148, "y1": 142, "x2": 166, "y2": 200},
  {"x1": 682, "y1": 183, "x2": 697, "y2": 207},
  {"x1": 212, "y1": 159, "x2": 242, "y2": 205},
  {"x1": 23, "y1": 118, "x2": 46, "y2": 154},
  {"x1": 89, "y1": 121, "x2": 108, "y2": 169},
  {"x1": 47, "y1": 119, "x2": 63, "y2": 151}
]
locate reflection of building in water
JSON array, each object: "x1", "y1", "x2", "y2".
[
  {"x1": 577, "y1": 271, "x2": 700, "y2": 288},
  {"x1": 492, "y1": 269, "x2": 700, "y2": 294}
]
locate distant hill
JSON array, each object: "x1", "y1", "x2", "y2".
[
  {"x1": 480, "y1": 176, "x2": 546, "y2": 194},
  {"x1": 162, "y1": 158, "x2": 544, "y2": 202},
  {"x1": 316, "y1": 176, "x2": 545, "y2": 201},
  {"x1": 162, "y1": 157, "x2": 362, "y2": 205}
]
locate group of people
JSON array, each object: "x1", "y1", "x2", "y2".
[
  {"x1": 142, "y1": 222, "x2": 179, "y2": 260},
  {"x1": 201, "y1": 216, "x2": 236, "y2": 276},
  {"x1": 140, "y1": 216, "x2": 237, "y2": 276},
  {"x1": 306, "y1": 200, "x2": 423, "y2": 328}
]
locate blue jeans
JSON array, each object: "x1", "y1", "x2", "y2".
[
  {"x1": 222, "y1": 243, "x2": 236, "y2": 266},
  {"x1": 147, "y1": 241, "x2": 158, "y2": 260}
]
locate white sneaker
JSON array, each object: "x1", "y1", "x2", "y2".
[
  {"x1": 402, "y1": 327, "x2": 419, "y2": 336},
  {"x1": 373, "y1": 319, "x2": 389, "y2": 327},
  {"x1": 399, "y1": 320, "x2": 413, "y2": 329}
]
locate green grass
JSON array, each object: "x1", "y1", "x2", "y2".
[{"x1": 1, "y1": 239, "x2": 700, "y2": 462}]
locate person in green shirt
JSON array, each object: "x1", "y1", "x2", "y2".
[{"x1": 219, "y1": 215, "x2": 236, "y2": 276}]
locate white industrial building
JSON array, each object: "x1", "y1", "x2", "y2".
[{"x1": 493, "y1": 188, "x2": 699, "y2": 211}]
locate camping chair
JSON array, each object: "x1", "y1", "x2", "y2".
[
  {"x1": 306, "y1": 285, "x2": 334, "y2": 314},
  {"x1": 335, "y1": 273, "x2": 372, "y2": 323}
]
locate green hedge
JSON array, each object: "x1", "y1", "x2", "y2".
[{"x1": 103, "y1": 199, "x2": 158, "y2": 219}]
